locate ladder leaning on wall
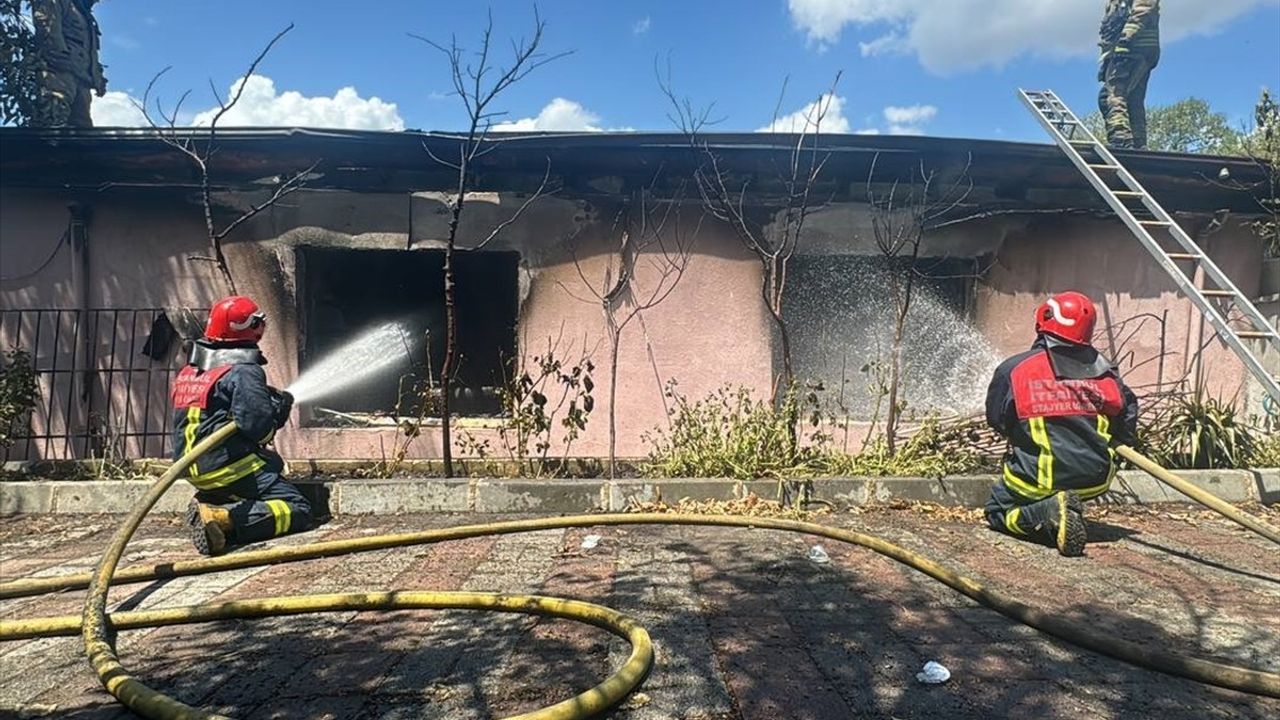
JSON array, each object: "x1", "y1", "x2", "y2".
[{"x1": 1018, "y1": 88, "x2": 1280, "y2": 404}]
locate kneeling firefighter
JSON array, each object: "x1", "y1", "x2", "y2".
[
  {"x1": 984, "y1": 291, "x2": 1139, "y2": 556},
  {"x1": 171, "y1": 296, "x2": 312, "y2": 555}
]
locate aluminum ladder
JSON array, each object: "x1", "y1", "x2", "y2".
[{"x1": 1018, "y1": 88, "x2": 1280, "y2": 403}]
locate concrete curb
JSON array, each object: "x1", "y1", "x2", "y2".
[{"x1": 1, "y1": 469, "x2": 1277, "y2": 516}]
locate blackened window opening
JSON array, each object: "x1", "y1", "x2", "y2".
[
  {"x1": 784, "y1": 255, "x2": 985, "y2": 419},
  {"x1": 298, "y1": 248, "x2": 518, "y2": 420}
]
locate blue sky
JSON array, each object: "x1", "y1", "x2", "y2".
[{"x1": 91, "y1": 1, "x2": 1280, "y2": 142}]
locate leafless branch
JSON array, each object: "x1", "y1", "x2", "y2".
[
  {"x1": 208, "y1": 24, "x2": 294, "y2": 132},
  {"x1": 135, "y1": 24, "x2": 304, "y2": 293},
  {"x1": 662, "y1": 66, "x2": 840, "y2": 409},
  {"x1": 212, "y1": 160, "x2": 320, "y2": 241},
  {"x1": 865, "y1": 151, "x2": 975, "y2": 452},
  {"x1": 412, "y1": 6, "x2": 569, "y2": 478},
  {"x1": 472, "y1": 158, "x2": 557, "y2": 250},
  {"x1": 421, "y1": 140, "x2": 463, "y2": 171}
]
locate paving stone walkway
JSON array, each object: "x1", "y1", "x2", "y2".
[{"x1": 1, "y1": 505, "x2": 1278, "y2": 719}]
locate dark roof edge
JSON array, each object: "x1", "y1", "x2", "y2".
[{"x1": 0, "y1": 125, "x2": 1262, "y2": 165}]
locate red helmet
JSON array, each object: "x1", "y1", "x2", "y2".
[
  {"x1": 204, "y1": 296, "x2": 266, "y2": 343},
  {"x1": 1034, "y1": 291, "x2": 1096, "y2": 345}
]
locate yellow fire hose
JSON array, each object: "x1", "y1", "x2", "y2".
[
  {"x1": 1115, "y1": 445, "x2": 1280, "y2": 545},
  {"x1": 1, "y1": 429, "x2": 1278, "y2": 720}
]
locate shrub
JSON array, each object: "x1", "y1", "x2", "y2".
[
  {"x1": 815, "y1": 417, "x2": 987, "y2": 478},
  {"x1": 0, "y1": 348, "x2": 38, "y2": 448},
  {"x1": 644, "y1": 382, "x2": 989, "y2": 479},
  {"x1": 1249, "y1": 429, "x2": 1280, "y2": 467},
  {"x1": 1141, "y1": 391, "x2": 1257, "y2": 469},
  {"x1": 643, "y1": 383, "x2": 809, "y2": 480}
]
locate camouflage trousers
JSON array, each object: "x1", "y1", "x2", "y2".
[
  {"x1": 1097, "y1": 49, "x2": 1159, "y2": 149},
  {"x1": 34, "y1": 70, "x2": 93, "y2": 128}
]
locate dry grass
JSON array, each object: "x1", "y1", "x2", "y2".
[{"x1": 625, "y1": 491, "x2": 831, "y2": 520}]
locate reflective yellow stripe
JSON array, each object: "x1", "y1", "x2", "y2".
[
  {"x1": 1057, "y1": 492, "x2": 1071, "y2": 548},
  {"x1": 1097, "y1": 414, "x2": 1116, "y2": 464},
  {"x1": 265, "y1": 499, "x2": 291, "y2": 535},
  {"x1": 1076, "y1": 478, "x2": 1112, "y2": 500},
  {"x1": 1081, "y1": 414, "x2": 1117, "y2": 501},
  {"x1": 1004, "y1": 464, "x2": 1053, "y2": 501},
  {"x1": 188, "y1": 454, "x2": 267, "y2": 490},
  {"x1": 184, "y1": 408, "x2": 201, "y2": 478},
  {"x1": 1030, "y1": 417, "x2": 1054, "y2": 492},
  {"x1": 1004, "y1": 507, "x2": 1027, "y2": 535}
]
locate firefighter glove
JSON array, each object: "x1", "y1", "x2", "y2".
[{"x1": 273, "y1": 390, "x2": 294, "y2": 429}]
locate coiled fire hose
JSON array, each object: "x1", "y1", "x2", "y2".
[{"x1": 0, "y1": 427, "x2": 1278, "y2": 720}]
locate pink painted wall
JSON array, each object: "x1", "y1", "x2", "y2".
[
  {"x1": 974, "y1": 214, "x2": 1263, "y2": 405},
  {"x1": 1, "y1": 187, "x2": 1270, "y2": 461}
]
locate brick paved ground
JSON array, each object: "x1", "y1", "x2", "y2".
[{"x1": 1, "y1": 505, "x2": 1278, "y2": 719}]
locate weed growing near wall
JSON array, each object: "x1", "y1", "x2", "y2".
[
  {"x1": 643, "y1": 383, "x2": 989, "y2": 480},
  {"x1": 0, "y1": 348, "x2": 38, "y2": 449}
]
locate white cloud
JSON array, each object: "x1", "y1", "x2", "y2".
[
  {"x1": 788, "y1": 0, "x2": 1278, "y2": 74},
  {"x1": 93, "y1": 74, "x2": 404, "y2": 130},
  {"x1": 857, "y1": 32, "x2": 907, "y2": 57},
  {"x1": 883, "y1": 103, "x2": 937, "y2": 134},
  {"x1": 492, "y1": 98, "x2": 632, "y2": 132},
  {"x1": 633, "y1": 16, "x2": 651, "y2": 35},
  {"x1": 191, "y1": 75, "x2": 403, "y2": 129},
  {"x1": 90, "y1": 91, "x2": 148, "y2": 126},
  {"x1": 756, "y1": 95, "x2": 938, "y2": 135},
  {"x1": 757, "y1": 93, "x2": 853, "y2": 133}
]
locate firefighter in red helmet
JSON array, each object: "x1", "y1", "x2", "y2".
[
  {"x1": 984, "y1": 291, "x2": 1139, "y2": 556},
  {"x1": 171, "y1": 296, "x2": 311, "y2": 555}
]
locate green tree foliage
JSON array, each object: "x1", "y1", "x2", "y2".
[
  {"x1": 1242, "y1": 89, "x2": 1279, "y2": 256},
  {"x1": 0, "y1": 0, "x2": 46, "y2": 126},
  {"x1": 1084, "y1": 97, "x2": 1244, "y2": 155}
]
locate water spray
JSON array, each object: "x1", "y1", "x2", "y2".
[{"x1": 285, "y1": 321, "x2": 417, "y2": 405}]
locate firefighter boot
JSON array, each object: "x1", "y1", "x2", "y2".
[
  {"x1": 1055, "y1": 491, "x2": 1087, "y2": 558},
  {"x1": 1014, "y1": 492, "x2": 1087, "y2": 556},
  {"x1": 186, "y1": 498, "x2": 232, "y2": 556}
]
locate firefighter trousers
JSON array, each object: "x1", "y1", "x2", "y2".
[
  {"x1": 194, "y1": 469, "x2": 312, "y2": 545},
  {"x1": 1097, "y1": 49, "x2": 1159, "y2": 149},
  {"x1": 985, "y1": 480, "x2": 1069, "y2": 545}
]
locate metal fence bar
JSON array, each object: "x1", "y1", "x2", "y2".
[
  {"x1": 62, "y1": 310, "x2": 80, "y2": 459},
  {"x1": 0, "y1": 308, "x2": 194, "y2": 462},
  {"x1": 44, "y1": 309, "x2": 61, "y2": 458},
  {"x1": 102, "y1": 308, "x2": 122, "y2": 458},
  {"x1": 83, "y1": 309, "x2": 101, "y2": 458},
  {"x1": 140, "y1": 310, "x2": 158, "y2": 458}
]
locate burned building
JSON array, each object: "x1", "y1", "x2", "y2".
[{"x1": 1, "y1": 127, "x2": 1276, "y2": 461}]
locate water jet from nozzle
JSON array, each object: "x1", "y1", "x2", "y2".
[{"x1": 286, "y1": 321, "x2": 415, "y2": 405}]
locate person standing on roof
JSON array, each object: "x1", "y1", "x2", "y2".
[
  {"x1": 31, "y1": 0, "x2": 107, "y2": 127},
  {"x1": 172, "y1": 296, "x2": 311, "y2": 555},
  {"x1": 983, "y1": 292, "x2": 1139, "y2": 556},
  {"x1": 1098, "y1": 0, "x2": 1160, "y2": 149}
]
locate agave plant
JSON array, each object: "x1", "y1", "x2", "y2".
[{"x1": 1144, "y1": 391, "x2": 1257, "y2": 469}]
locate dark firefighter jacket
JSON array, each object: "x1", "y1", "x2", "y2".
[
  {"x1": 171, "y1": 340, "x2": 288, "y2": 490},
  {"x1": 986, "y1": 337, "x2": 1139, "y2": 502},
  {"x1": 1100, "y1": 0, "x2": 1160, "y2": 56}
]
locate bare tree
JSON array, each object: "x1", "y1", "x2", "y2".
[
  {"x1": 559, "y1": 174, "x2": 700, "y2": 478},
  {"x1": 661, "y1": 67, "x2": 840, "y2": 460},
  {"x1": 138, "y1": 25, "x2": 317, "y2": 293},
  {"x1": 864, "y1": 154, "x2": 973, "y2": 452},
  {"x1": 412, "y1": 9, "x2": 568, "y2": 478}
]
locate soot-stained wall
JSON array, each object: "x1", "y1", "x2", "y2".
[{"x1": 0, "y1": 184, "x2": 1269, "y2": 461}]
